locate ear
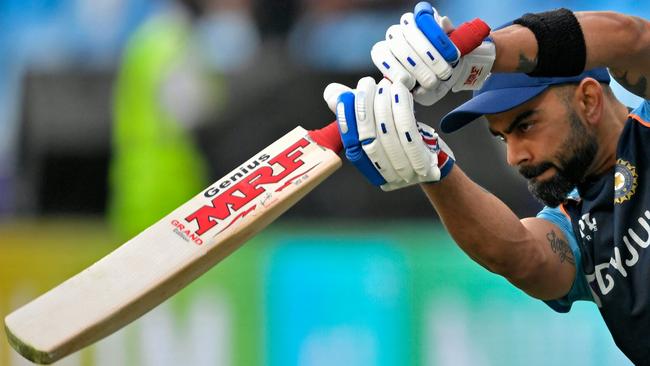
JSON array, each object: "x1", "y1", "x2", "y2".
[{"x1": 576, "y1": 78, "x2": 604, "y2": 125}]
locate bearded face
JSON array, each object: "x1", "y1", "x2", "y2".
[{"x1": 518, "y1": 110, "x2": 599, "y2": 207}]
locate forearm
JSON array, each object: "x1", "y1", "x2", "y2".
[
  {"x1": 490, "y1": 11, "x2": 650, "y2": 97},
  {"x1": 420, "y1": 165, "x2": 539, "y2": 279}
]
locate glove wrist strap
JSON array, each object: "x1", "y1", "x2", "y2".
[{"x1": 451, "y1": 41, "x2": 496, "y2": 91}]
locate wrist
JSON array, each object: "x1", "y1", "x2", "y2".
[
  {"x1": 513, "y1": 8, "x2": 586, "y2": 77},
  {"x1": 490, "y1": 25, "x2": 539, "y2": 73},
  {"x1": 420, "y1": 164, "x2": 459, "y2": 192}
]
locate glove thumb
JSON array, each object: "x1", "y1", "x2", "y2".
[
  {"x1": 435, "y1": 14, "x2": 454, "y2": 33},
  {"x1": 323, "y1": 83, "x2": 352, "y2": 113}
]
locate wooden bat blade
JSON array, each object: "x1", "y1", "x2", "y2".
[{"x1": 4, "y1": 124, "x2": 342, "y2": 364}]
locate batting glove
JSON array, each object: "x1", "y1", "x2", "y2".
[
  {"x1": 324, "y1": 77, "x2": 455, "y2": 191},
  {"x1": 371, "y1": 2, "x2": 495, "y2": 106}
]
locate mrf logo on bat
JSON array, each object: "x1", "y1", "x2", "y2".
[{"x1": 170, "y1": 137, "x2": 314, "y2": 245}]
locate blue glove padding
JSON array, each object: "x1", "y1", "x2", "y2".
[
  {"x1": 336, "y1": 92, "x2": 387, "y2": 186},
  {"x1": 414, "y1": 1, "x2": 459, "y2": 63}
]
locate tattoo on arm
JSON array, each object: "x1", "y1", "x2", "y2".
[
  {"x1": 516, "y1": 52, "x2": 537, "y2": 73},
  {"x1": 546, "y1": 230, "x2": 575, "y2": 265},
  {"x1": 611, "y1": 69, "x2": 649, "y2": 99}
]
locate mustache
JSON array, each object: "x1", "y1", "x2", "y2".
[{"x1": 519, "y1": 162, "x2": 556, "y2": 180}]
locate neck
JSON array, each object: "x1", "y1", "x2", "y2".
[{"x1": 589, "y1": 100, "x2": 628, "y2": 176}]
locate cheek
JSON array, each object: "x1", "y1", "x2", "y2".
[
  {"x1": 548, "y1": 144, "x2": 575, "y2": 170},
  {"x1": 523, "y1": 136, "x2": 557, "y2": 164},
  {"x1": 536, "y1": 124, "x2": 570, "y2": 160}
]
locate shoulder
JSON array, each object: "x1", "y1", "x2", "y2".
[
  {"x1": 537, "y1": 205, "x2": 573, "y2": 231},
  {"x1": 536, "y1": 189, "x2": 579, "y2": 235}
]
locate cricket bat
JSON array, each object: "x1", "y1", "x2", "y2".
[
  {"x1": 4, "y1": 18, "x2": 489, "y2": 364},
  {"x1": 4, "y1": 122, "x2": 343, "y2": 364}
]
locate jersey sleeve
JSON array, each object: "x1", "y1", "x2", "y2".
[
  {"x1": 536, "y1": 205, "x2": 594, "y2": 313},
  {"x1": 629, "y1": 100, "x2": 650, "y2": 122}
]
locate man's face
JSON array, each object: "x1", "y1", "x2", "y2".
[{"x1": 486, "y1": 87, "x2": 598, "y2": 207}]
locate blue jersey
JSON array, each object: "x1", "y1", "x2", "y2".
[{"x1": 538, "y1": 100, "x2": 650, "y2": 364}]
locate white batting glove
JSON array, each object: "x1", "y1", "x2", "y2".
[
  {"x1": 324, "y1": 77, "x2": 455, "y2": 191},
  {"x1": 371, "y1": 3, "x2": 495, "y2": 106}
]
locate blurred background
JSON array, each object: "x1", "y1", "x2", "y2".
[{"x1": 0, "y1": 0, "x2": 647, "y2": 365}]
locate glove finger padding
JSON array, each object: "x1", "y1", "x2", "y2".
[
  {"x1": 399, "y1": 12, "x2": 452, "y2": 81},
  {"x1": 374, "y1": 78, "x2": 417, "y2": 183},
  {"x1": 371, "y1": 41, "x2": 416, "y2": 90},
  {"x1": 385, "y1": 24, "x2": 440, "y2": 90},
  {"x1": 389, "y1": 82, "x2": 439, "y2": 180},
  {"x1": 355, "y1": 78, "x2": 402, "y2": 183}
]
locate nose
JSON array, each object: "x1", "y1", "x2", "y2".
[{"x1": 505, "y1": 138, "x2": 531, "y2": 167}]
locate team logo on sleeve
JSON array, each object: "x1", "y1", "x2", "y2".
[{"x1": 614, "y1": 159, "x2": 637, "y2": 204}]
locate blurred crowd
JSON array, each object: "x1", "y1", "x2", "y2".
[{"x1": 1, "y1": 0, "x2": 648, "y2": 229}]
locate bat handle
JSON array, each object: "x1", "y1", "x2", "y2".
[
  {"x1": 309, "y1": 121, "x2": 342, "y2": 153},
  {"x1": 450, "y1": 18, "x2": 491, "y2": 56}
]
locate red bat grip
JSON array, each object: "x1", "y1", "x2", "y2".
[
  {"x1": 309, "y1": 121, "x2": 342, "y2": 153},
  {"x1": 450, "y1": 18, "x2": 491, "y2": 56},
  {"x1": 311, "y1": 19, "x2": 490, "y2": 153}
]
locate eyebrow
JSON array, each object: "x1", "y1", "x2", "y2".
[{"x1": 489, "y1": 109, "x2": 538, "y2": 137}]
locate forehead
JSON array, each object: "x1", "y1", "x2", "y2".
[{"x1": 485, "y1": 88, "x2": 565, "y2": 132}]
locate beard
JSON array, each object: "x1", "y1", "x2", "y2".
[{"x1": 518, "y1": 111, "x2": 598, "y2": 207}]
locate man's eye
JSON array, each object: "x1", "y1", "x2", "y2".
[
  {"x1": 518, "y1": 121, "x2": 534, "y2": 133},
  {"x1": 496, "y1": 135, "x2": 506, "y2": 143},
  {"x1": 519, "y1": 122, "x2": 535, "y2": 132}
]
